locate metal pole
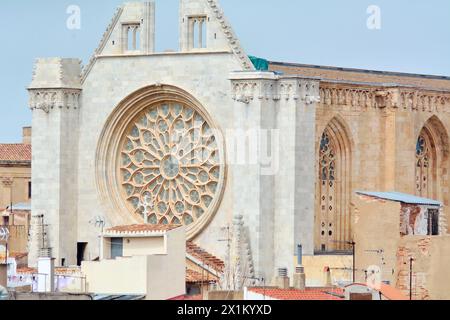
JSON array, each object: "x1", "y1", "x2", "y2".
[
  {"x1": 10, "y1": 182, "x2": 13, "y2": 215},
  {"x1": 410, "y1": 258, "x2": 414, "y2": 301},
  {"x1": 297, "y1": 244, "x2": 303, "y2": 266},
  {"x1": 263, "y1": 278, "x2": 266, "y2": 301},
  {"x1": 352, "y1": 242, "x2": 356, "y2": 283},
  {"x1": 41, "y1": 215, "x2": 45, "y2": 250}
]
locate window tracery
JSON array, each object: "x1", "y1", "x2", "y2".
[
  {"x1": 416, "y1": 131, "x2": 435, "y2": 198},
  {"x1": 119, "y1": 102, "x2": 222, "y2": 227},
  {"x1": 318, "y1": 131, "x2": 337, "y2": 251}
]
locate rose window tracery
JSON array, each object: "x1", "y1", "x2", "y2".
[{"x1": 119, "y1": 102, "x2": 223, "y2": 226}]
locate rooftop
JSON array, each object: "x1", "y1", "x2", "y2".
[
  {"x1": 345, "y1": 283, "x2": 409, "y2": 301},
  {"x1": 356, "y1": 191, "x2": 442, "y2": 206},
  {"x1": 269, "y1": 61, "x2": 450, "y2": 91},
  {"x1": 169, "y1": 294, "x2": 203, "y2": 301},
  {"x1": 0, "y1": 144, "x2": 31, "y2": 164},
  {"x1": 9, "y1": 252, "x2": 28, "y2": 260},
  {"x1": 247, "y1": 287, "x2": 344, "y2": 301},
  {"x1": 186, "y1": 268, "x2": 218, "y2": 284},
  {"x1": 187, "y1": 242, "x2": 225, "y2": 273},
  {"x1": 105, "y1": 224, "x2": 182, "y2": 234},
  {"x1": 4, "y1": 203, "x2": 31, "y2": 212}
]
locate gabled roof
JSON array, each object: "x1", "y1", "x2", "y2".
[
  {"x1": 356, "y1": 191, "x2": 442, "y2": 206},
  {"x1": 248, "y1": 287, "x2": 344, "y2": 301},
  {"x1": 186, "y1": 242, "x2": 225, "y2": 274},
  {"x1": 0, "y1": 144, "x2": 31, "y2": 164}
]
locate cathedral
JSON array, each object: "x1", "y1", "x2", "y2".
[{"x1": 27, "y1": 0, "x2": 450, "y2": 283}]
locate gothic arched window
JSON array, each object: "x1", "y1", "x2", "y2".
[
  {"x1": 317, "y1": 120, "x2": 352, "y2": 253},
  {"x1": 416, "y1": 130, "x2": 436, "y2": 199},
  {"x1": 318, "y1": 131, "x2": 337, "y2": 251}
]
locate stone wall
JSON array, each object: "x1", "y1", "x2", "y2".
[
  {"x1": 353, "y1": 194, "x2": 450, "y2": 300},
  {"x1": 316, "y1": 83, "x2": 450, "y2": 250},
  {"x1": 0, "y1": 166, "x2": 30, "y2": 210}
]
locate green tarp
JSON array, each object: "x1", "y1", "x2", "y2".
[{"x1": 248, "y1": 55, "x2": 269, "y2": 71}]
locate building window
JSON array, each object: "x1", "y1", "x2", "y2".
[
  {"x1": 28, "y1": 181, "x2": 32, "y2": 199},
  {"x1": 110, "y1": 238, "x2": 124, "y2": 259},
  {"x1": 123, "y1": 23, "x2": 141, "y2": 52},
  {"x1": 319, "y1": 131, "x2": 337, "y2": 252},
  {"x1": 427, "y1": 209, "x2": 439, "y2": 236},
  {"x1": 416, "y1": 132, "x2": 435, "y2": 198},
  {"x1": 316, "y1": 119, "x2": 352, "y2": 253},
  {"x1": 189, "y1": 16, "x2": 207, "y2": 49},
  {"x1": 119, "y1": 102, "x2": 223, "y2": 228}
]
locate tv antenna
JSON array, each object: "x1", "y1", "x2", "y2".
[{"x1": 89, "y1": 216, "x2": 106, "y2": 260}]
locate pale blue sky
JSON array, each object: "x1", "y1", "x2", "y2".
[{"x1": 0, "y1": 0, "x2": 449, "y2": 142}]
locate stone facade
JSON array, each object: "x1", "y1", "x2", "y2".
[{"x1": 28, "y1": 0, "x2": 450, "y2": 287}]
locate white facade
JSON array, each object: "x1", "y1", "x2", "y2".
[{"x1": 28, "y1": 0, "x2": 319, "y2": 284}]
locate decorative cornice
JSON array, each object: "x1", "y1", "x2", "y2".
[
  {"x1": 319, "y1": 83, "x2": 450, "y2": 112},
  {"x1": 397, "y1": 89, "x2": 450, "y2": 113},
  {"x1": 28, "y1": 89, "x2": 81, "y2": 113},
  {"x1": 81, "y1": 6, "x2": 124, "y2": 83},
  {"x1": 205, "y1": 0, "x2": 254, "y2": 71},
  {"x1": 231, "y1": 77, "x2": 320, "y2": 104}
]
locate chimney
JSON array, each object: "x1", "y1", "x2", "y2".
[
  {"x1": 324, "y1": 266, "x2": 332, "y2": 287},
  {"x1": 22, "y1": 127, "x2": 31, "y2": 145},
  {"x1": 293, "y1": 266, "x2": 306, "y2": 291},
  {"x1": 276, "y1": 267, "x2": 290, "y2": 289},
  {"x1": 293, "y1": 244, "x2": 306, "y2": 290}
]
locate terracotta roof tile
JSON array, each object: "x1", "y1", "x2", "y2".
[
  {"x1": 17, "y1": 267, "x2": 37, "y2": 275},
  {"x1": 379, "y1": 284, "x2": 409, "y2": 301},
  {"x1": 248, "y1": 287, "x2": 345, "y2": 301},
  {"x1": 186, "y1": 242, "x2": 225, "y2": 273},
  {"x1": 55, "y1": 267, "x2": 82, "y2": 275},
  {"x1": 0, "y1": 144, "x2": 31, "y2": 163},
  {"x1": 10, "y1": 252, "x2": 28, "y2": 259},
  {"x1": 169, "y1": 294, "x2": 203, "y2": 301},
  {"x1": 106, "y1": 224, "x2": 181, "y2": 233},
  {"x1": 186, "y1": 268, "x2": 218, "y2": 284}
]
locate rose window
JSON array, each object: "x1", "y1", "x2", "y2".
[{"x1": 119, "y1": 102, "x2": 223, "y2": 226}]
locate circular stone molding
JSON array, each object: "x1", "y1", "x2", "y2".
[{"x1": 96, "y1": 85, "x2": 226, "y2": 240}]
